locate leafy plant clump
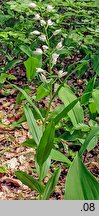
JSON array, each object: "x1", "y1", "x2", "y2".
[{"x1": 0, "y1": 0, "x2": 99, "y2": 200}]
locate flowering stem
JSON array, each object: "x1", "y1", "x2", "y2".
[{"x1": 43, "y1": 26, "x2": 53, "y2": 124}]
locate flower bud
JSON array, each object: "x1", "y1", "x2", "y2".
[
  {"x1": 29, "y1": 2, "x2": 36, "y2": 8},
  {"x1": 52, "y1": 53, "x2": 59, "y2": 65},
  {"x1": 40, "y1": 19, "x2": 46, "y2": 26},
  {"x1": 34, "y1": 48, "x2": 43, "y2": 55},
  {"x1": 39, "y1": 34, "x2": 46, "y2": 42},
  {"x1": 53, "y1": 29, "x2": 61, "y2": 36},
  {"x1": 42, "y1": 45, "x2": 48, "y2": 50},
  {"x1": 58, "y1": 70, "x2": 67, "y2": 78},
  {"x1": 36, "y1": 68, "x2": 45, "y2": 73},
  {"x1": 56, "y1": 41, "x2": 63, "y2": 50},
  {"x1": 47, "y1": 5, "x2": 54, "y2": 12},
  {"x1": 30, "y1": 30, "x2": 40, "y2": 35},
  {"x1": 34, "y1": 14, "x2": 40, "y2": 20},
  {"x1": 40, "y1": 74, "x2": 47, "y2": 82},
  {"x1": 47, "y1": 19, "x2": 53, "y2": 26}
]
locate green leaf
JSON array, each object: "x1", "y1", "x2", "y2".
[
  {"x1": 89, "y1": 101, "x2": 97, "y2": 114},
  {"x1": 92, "y1": 89, "x2": 99, "y2": 113},
  {"x1": 20, "y1": 45, "x2": 33, "y2": 57},
  {"x1": 54, "y1": 99, "x2": 79, "y2": 125},
  {"x1": 81, "y1": 77, "x2": 96, "y2": 105},
  {"x1": 64, "y1": 154, "x2": 99, "y2": 200},
  {"x1": 0, "y1": 73, "x2": 16, "y2": 84},
  {"x1": 21, "y1": 139, "x2": 37, "y2": 148},
  {"x1": 74, "y1": 123, "x2": 90, "y2": 132},
  {"x1": 79, "y1": 127, "x2": 99, "y2": 156},
  {"x1": 74, "y1": 60, "x2": 89, "y2": 78},
  {"x1": 59, "y1": 85, "x2": 84, "y2": 126},
  {"x1": 60, "y1": 130, "x2": 80, "y2": 141},
  {"x1": 24, "y1": 57, "x2": 40, "y2": 81},
  {"x1": 32, "y1": 53, "x2": 42, "y2": 66},
  {"x1": 0, "y1": 74, "x2": 6, "y2": 83},
  {"x1": 42, "y1": 167, "x2": 61, "y2": 200},
  {"x1": 84, "y1": 35, "x2": 94, "y2": 45},
  {"x1": 12, "y1": 84, "x2": 43, "y2": 121},
  {"x1": 3, "y1": 59, "x2": 21, "y2": 73},
  {"x1": 35, "y1": 156, "x2": 51, "y2": 180},
  {"x1": 36, "y1": 83, "x2": 50, "y2": 101},
  {"x1": 24, "y1": 104, "x2": 42, "y2": 145},
  {"x1": 49, "y1": 104, "x2": 64, "y2": 119},
  {"x1": 91, "y1": 55, "x2": 99, "y2": 75},
  {"x1": 36, "y1": 121, "x2": 55, "y2": 166},
  {"x1": 51, "y1": 149, "x2": 71, "y2": 166},
  {"x1": 15, "y1": 171, "x2": 44, "y2": 194},
  {"x1": 87, "y1": 136, "x2": 98, "y2": 152}
]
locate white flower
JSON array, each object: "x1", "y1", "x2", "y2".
[
  {"x1": 36, "y1": 68, "x2": 45, "y2": 73},
  {"x1": 56, "y1": 41, "x2": 63, "y2": 50},
  {"x1": 53, "y1": 29, "x2": 61, "y2": 36},
  {"x1": 40, "y1": 74, "x2": 47, "y2": 82},
  {"x1": 29, "y1": 2, "x2": 37, "y2": 8},
  {"x1": 34, "y1": 14, "x2": 40, "y2": 20},
  {"x1": 30, "y1": 30, "x2": 40, "y2": 35},
  {"x1": 34, "y1": 48, "x2": 43, "y2": 55},
  {"x1": 47, "y1": 19, "x2": 53, "y2": 26},
  {"x1": 58, "y1": 70, "x2": 67, "y2": 78},
  {"x1": 40, "y1": 19, "x2": 46, "y2": 26},
  {"x1": 47, "y1": 5, "x2": 54, "y2": 12},
  {"x1": 54, "y1": 83, "x2": 59, "y2": 92},
  {"x1": 42, "y1": 45, "x2": 48, "y2": 50},
  {"x1": 52, "y1": 53, "x2": 59, "y2": 65},
  {"x1": 39, "y1": 34, "x2": 46, "y2": 42}
]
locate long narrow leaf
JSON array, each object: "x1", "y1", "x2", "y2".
[
  {"x1": 15, "y1": 171, "x2": 44, "y2": 194},
  {"x1": 36, "y1": 121, "x2": 55, "y2": 166},
  {"x1": 87, "y1": 136, "x2": 98, "y2": 152},
  {"x1": 3, "y1": 59, "x2": 21, "y2": 73},
  {"x1": 81, "y1": 76, "x2": 96, "y2": 105},
  {"x1": 24, "y1": 57, "x2": 40, "y2": 81},
  {"x1": 79, "y1": 127, "x2": 99, "y2": 156},
  {"x1": 42, "y1": 167, "x2": 61, "y2": 200},
  {"x1": 54, "y1": 99, "x2": 79, "y2": 125},
  {"x1": 24, "y1": 104, "x2": 42, "y2": 145},
  {"x1": 20, "y1": 45, "x2": 33, "y2": 57},
  {"x1": 92, "y1": 89, "x2": 99, "y2": 113},
  {"x1": 51, "y1": 149, "x2": 71, "y2": 166},
  {"x1": 12, "y1": 84, "x2": 43, "y2": 121},
  {"x1": 35, "y1": 156, "x2": 51, "y2": 180},
  {"x1": 65, "y1": 154, "x2": 99, "y2": 200},
  {"x1": 59, "y1": 85, "x2": 84, "y2": 126}
]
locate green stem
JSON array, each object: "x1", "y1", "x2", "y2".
[{"x1": 43, "y1": 27, "x2": 53, "y2": 125}]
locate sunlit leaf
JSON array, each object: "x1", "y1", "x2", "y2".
[
  {"x1": 42, "y1": 167, "x2": 61, "y2": 200},
  {"x1": 15, "y1": 171, "x2": 44, "y2": 194},
  {"x1": 51, "y1": 149, "x2": 71, "y2": 166},
  {"x1": 24, "y1": 104, "x2": 42, "y2": 145},
  {"x1": 59, "y1": 85, "x2": 84, "y2": 126},
  {"x1": 36, "y1": 121, "x2": 55, "y2": 166},
  {"x1": 65, "y1": 154, "x2": 99, "y2": 200},
  {"x1": 79, "y1": 127, "x2": 99, "y2": 156}
]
